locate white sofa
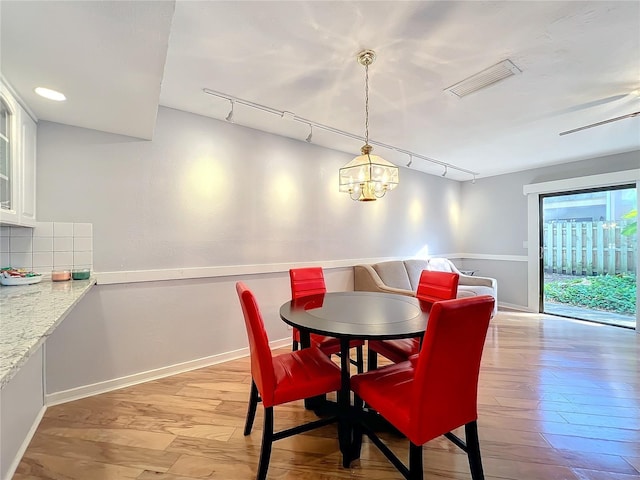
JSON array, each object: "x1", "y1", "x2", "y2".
[{"x1": 354, "y1": 258, "x2": 498, "y2": 315}]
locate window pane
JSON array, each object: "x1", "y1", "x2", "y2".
[{"x1": 542, "y1": 186, "x2": 637, "y2": 329}]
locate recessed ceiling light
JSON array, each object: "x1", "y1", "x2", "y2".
[{"x1": 34, "y1": 87, "x2": 66, "y2": 101}]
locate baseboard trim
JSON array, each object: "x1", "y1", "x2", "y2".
[
  {"x1": 499, "y1": 301, "x2": 535, "y2": 312},
  {"x1": 3, "y1": 405, "x2": 46, "y2": 480},
  {"x1": 45, "y1": 338, "x2": 291, "y2": 406}
]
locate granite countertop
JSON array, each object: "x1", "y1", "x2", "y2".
[{"x1": 0, "y1": 278, "x2": 96, "y2": 388}]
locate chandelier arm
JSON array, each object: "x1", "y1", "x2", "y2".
[{"x1": 372, "y1": 183, "x2": 388, "y2": 199}]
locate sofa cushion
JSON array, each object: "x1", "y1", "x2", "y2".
[
  {"x1": 458, "y1": 285, "x2": 494, "y2": 298},
  {"x1": 372, "y1": 261, "x2": 412, "y2": 291},
  {"x1": 403, "y1": 259, "x2": 429, "y2": 291},
  {"x1": 426, "y1": 257, "x2": 454, "y2": 272}
]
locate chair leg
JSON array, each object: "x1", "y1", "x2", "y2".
[
  {"x1": 244, "y1": 380, "x2": 259, "y2": 436},
  {"x1": 409, "y1": 442, "x2": 423, "y2": 480},
  {"x1": 351, "y1": 394, "x2": 364, "y2": 461},
  {"x1": 292, "y1": 339, "x2": 299, "y2": 351},
  {"x1": 465, "y1": 421, "x2": 485, "y2": 480},
  {"x1": 367, "y1": 345, "x2": 378, "y2": 371},
  {"x1": 256, "y1": 407, "x2": 274, "y2": 480},
  {"x1": 356, "y1": 345, "x2": 364, "y2": 374}
]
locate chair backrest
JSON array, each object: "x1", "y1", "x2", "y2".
[
  {"x1": 289, "y1": 267, "x2": 326, "y2": 300},
  {"x1": 236, "y1": 282, "x2": 276, "y2": 406},
  {"x1": 409, "y1": 295, "x2": 494, "y2": 445},
  {"x1": 416, "y1": 270, "x2": 459, "y2": 304}
]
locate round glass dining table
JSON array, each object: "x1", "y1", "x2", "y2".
[{"x1": 279, "y1": 291, "x2": 430, "y2": 467}]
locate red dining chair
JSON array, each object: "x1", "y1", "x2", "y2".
[
  {"x1": 290, "y1": 267, "x2": 364, "y2": 373},
  {"x1": 367, "y1": 270, "x2": 459, "y2": 370},
  {"x1": 416, "y1": 270, "x2": 460, "y2": 304},
  {"x1": 350, "y1": 295, "x2": 495, "y2": 480},
  {"x1": 236, "y1": 282, "x2": 342, "y2": 480}
]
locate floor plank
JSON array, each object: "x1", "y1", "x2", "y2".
[{"x1": 14, "y1": 310, "x2": 640, "y2": 479}]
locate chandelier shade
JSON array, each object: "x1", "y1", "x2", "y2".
[
  {"x1": 339, "y1": 145, "x2": 399, "y2": 201},
  {"x1": 340, "y1": 50, "x2": 398, "y2": 202}
]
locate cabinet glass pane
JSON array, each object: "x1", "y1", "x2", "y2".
[
  {"x1": 0, "y1": 100, "x2": 10, "y2": 210},
  {"x1": 0, "y1": 178, "x2": 9, "y2": 210},
  {"x1": 0, "y1": 138, "x2": 8, "y2": 177},
  {"x1": 0, "y1": 102, "x2": 7, "y2": 138}
]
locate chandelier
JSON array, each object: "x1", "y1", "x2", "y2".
[{"x1": 339, "y1": 50, "x2": 399, "y2": 201}]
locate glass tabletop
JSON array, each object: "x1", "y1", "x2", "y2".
[{"x1": 279, "y1": 291, "x2": 429, "y2": 340}]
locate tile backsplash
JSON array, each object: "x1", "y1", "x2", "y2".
[{"x1": 1, "y1": 222, "x2": 93, "y2": 275}]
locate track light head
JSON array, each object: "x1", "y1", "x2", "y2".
[
  {"x1": 305, "y1": 125, "x2": 313, "y2": 143},
  {"x1": 406, "y1": 154, "x2": 413, "y2": 167},
  {"x1": 472, "y1": 175, "x2": 476, "y2": 184},
  {"x1": 442, "y1": 165, "x2": 448, "y2": 177},
  {"x1": 225, "y1": 100, "x2": 234, "y2": 122}
]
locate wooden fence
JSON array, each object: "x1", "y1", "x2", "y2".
[{"x1": 543, "y1": 221, "x2": 637, "y2": 275}]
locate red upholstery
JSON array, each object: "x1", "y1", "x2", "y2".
[
  {"x1": 352, "y1": 360, "x2": 415, "y2": 431},
  {"x1": 369, "y1": 270, "x2": 459, "y2": 365},
  {"x1": 236, "y1": 282, "x2": 341, "y2": 408},
  {"x1": 289, "y1": 267, "x2": 327, "y2": 348},
  {"x1": 289, "y1": 268, "x2": 365, "y2": 356},
  {"x1": 290, "y1": 267, "x2": 326, "y2": 300},
  {"x1": 368, "y1": 338, "x2": 420, "y2": 363},
  {"x1": 352, "y1": 295, "x2": 494, "y2": 446},
  {"x1": 416, "y1": 270, "x2": 460, "y2": 304}
]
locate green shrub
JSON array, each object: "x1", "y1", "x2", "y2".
[{"x1": 544, "y1": 274, "x2": 636, "y2": 315}]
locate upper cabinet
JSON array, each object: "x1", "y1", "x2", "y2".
[{"x1": 0, "y1": 79, "x2": 37, "y2": 227}]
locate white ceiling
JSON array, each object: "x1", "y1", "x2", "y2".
[{"x1": 2, "y1": 1, "x2": 639, "y2": 181}]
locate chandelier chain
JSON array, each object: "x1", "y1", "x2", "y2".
[{"x1": 364, "y1": 62, "x2": 369, "y2": 145}]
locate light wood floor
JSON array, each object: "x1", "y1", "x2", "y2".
[{"x1": 14, "y1": 311, "x2": 640, "y2": 480}]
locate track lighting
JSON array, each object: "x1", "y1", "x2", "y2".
[
  {"x1": 225, "y1": 100, "x2": 234, "y2": 122},
  {"x1": 442, "y1": 165, "x2": 448, "y2": 177},
  {"x1": 306, "y1": 125, "x2": 313, "y2": 143},
  {"x1": 203, "y1": 88, "x2": 479, "y2": 181}
]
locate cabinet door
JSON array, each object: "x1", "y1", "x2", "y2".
[
  {"x1": 19, "y1": 111, "x2": 37, "y2": 226},
  {"x1": 0, "y1": 80, "x2": 37, "y2": 227},
  {"x1": 0, "y1": 89, "x2": 19, "y2": 225}
]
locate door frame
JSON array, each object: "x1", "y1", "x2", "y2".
[
  {"x1": 538, "y1": 184, "x2": 636, "y2": 317},
  {"x1": 523, "y1": 169, "x2": 640, "y2": 331}
]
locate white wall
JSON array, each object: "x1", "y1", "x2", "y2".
[
  {"x1": 37, "y1": 106, "x2": 462, "y2": 399},
  {"x1": 44, "y1": 267, "x2": 353, "y2": 399},
  {"x1": 38, "y1": 107, "x2": 462, "y2": 272},
  {"x1": 460, "y1": 150, "x2": 640, "y2": 309}
]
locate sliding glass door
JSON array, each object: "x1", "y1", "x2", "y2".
[{"x1": 540, "y1": 185, "x2": 637, "y2": 328}]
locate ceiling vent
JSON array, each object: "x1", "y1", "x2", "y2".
[{"x1": 444, "y1": 59, "x2": 521, "y2": 98}]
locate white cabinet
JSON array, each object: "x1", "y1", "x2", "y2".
[
  {"x1": 19, "y1": 111, "x2": 37, "y2": 225},
  {"x1": 0, "y1": 79, "x2": 37, "y2": 227}
]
